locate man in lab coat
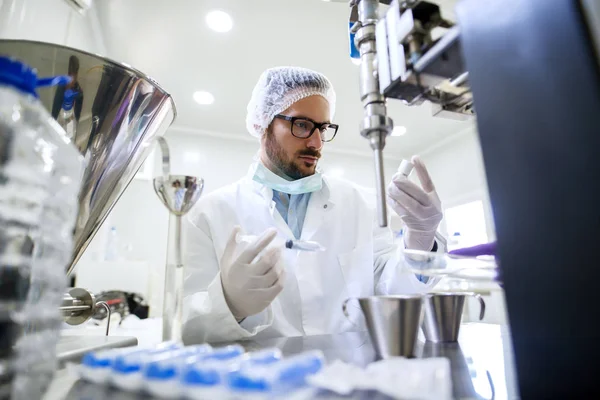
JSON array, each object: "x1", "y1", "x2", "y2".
[{"x1": 182, "y1": 66, "x2": 444, "y2": 344}]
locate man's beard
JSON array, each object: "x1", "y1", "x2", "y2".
[{"x1": 265, "y1": 131, "x2": 320, "y2": 180}]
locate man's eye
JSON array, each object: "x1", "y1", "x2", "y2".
[{"x1": 295, "y1": 121, "x2": 309, "y2": 129}]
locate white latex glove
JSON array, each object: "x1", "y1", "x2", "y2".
[
  {"x1": 387, "y1": 155, "x2": 443, "y2": 251},
  {"x1": 220, "y1": 226, "x2": 286, "y2": 321}
]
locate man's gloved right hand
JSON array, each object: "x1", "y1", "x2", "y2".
[{"x1": 220, "y1": 226, "x2": 286, "y2": 321}]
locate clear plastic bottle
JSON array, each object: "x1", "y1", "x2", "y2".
[
  {"x1": 0, "y1": 56, "x2": 83, "y2": 399},
  {"x1": 55, "y1": 88, "x2": 77, "y2": 140},
  {"x1": 105, "y1": 226, "x2": 120, "y2": 261}
]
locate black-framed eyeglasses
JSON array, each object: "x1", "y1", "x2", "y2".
[{"x1": 274, "y1": 114, "x2": 339, "y2": 142}]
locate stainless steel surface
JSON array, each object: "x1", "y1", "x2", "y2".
[
  {"x1": 152, "y1": 137, "x2": 204, "y2": 342},
  {"x1": 0, "y1": 40, "x2": 176, "y2": 275},
  {"x1": 423, "y1": 292, "x2": 486, "y2": 343},
  {"x1": 62, "y1": 288, "x2": 96, "y2": 326},
  {"x1": 45, "y1": 323, "x2": 517, "y2": 399},
  {"x1": 56, "y1": 335, "x2": 137, "y2": 366},
  {"x1": 355, "y1": 0, "x2": 392, "y2": 228},
  {"x1": 344, "y1": 295, "x2": 423, "y2": 358}
]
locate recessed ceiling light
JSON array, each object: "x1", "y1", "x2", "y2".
[
  {"x1": 351, "y1": 58, "x2": 361, "y2": 66},
  {"x1": 193, "y1": 91, "x2": 214, "y2": 105},
  {"x1": 391, "y1": 126, "x2": 407, "y2": 136},
  {"x1": 206, "y1": 10, "x2": 233, "y2": 33}
]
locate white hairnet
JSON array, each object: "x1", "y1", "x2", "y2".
[{"x1": 245, "y1": 66, "x2": 337, "y2": 137}]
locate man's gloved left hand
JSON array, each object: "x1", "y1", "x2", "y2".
[{"x1": 387, "y1": 155, "x2": 443, "y2": 251}]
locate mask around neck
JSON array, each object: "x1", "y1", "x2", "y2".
[{"x1": 250, "y1": 160, "x2": 323, "y2": 195}]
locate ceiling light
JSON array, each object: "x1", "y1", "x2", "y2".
[
  {"x1": 351, "y1": 58, "x2": 361, "y2": 66},
  {"x1": 193, "y1": 91, "x2": 214, "y2": 105},
  {"x1": 392, "y1": 126, "x2": 407, "y2": 136},
  {"x1": 206, "y1": 10, "x2": 233, "y2": 33}
]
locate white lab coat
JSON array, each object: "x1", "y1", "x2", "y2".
[{"x1": 182, "y1": 169, "x2": 440, "y2": 344}]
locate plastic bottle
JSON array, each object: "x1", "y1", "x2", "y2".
[
  {"x1": 0, "y1": 56, "x2": 83, "y2": 400},
  {"x1": 105, "y1": 226, "x2": 120, "y2": 261},
  {"x1": 56, "y1": 88, "x2": 77, "y2": 140}
]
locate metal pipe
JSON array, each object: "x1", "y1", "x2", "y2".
[
  {"x1": 356, "y1": 0, "x2": 392, "y2": 227},
  {"x1": 450, "y1": 72, "x2": 469, "y2": 87},
  {"x1": 372, "y1": 140, "x2": 388, "y2": 227}
]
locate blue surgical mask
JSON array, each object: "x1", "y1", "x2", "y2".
[{"x1": 250, "y1": 161, "x2": 323, "y2": 195}]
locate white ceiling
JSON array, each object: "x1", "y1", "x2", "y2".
[{"x1": 97, "y1": 0, "x2": 472, "y2": 159}]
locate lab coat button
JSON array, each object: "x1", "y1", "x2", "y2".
[{"x1": 323, "y1": 204, "x2": 328, "y2": 209}]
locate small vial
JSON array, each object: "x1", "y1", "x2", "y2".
[
  {"x1": 398, "y1": 159, "x2": 414, "y2": 177},
  {"x1": 285, "y1": 240, "x2": 326, "y2": 252}
]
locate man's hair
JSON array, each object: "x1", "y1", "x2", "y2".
[{"x1": 68, "y1": 55, "x2": 80, "y2": 75}]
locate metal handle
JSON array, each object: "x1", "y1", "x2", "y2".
[
  {"x1": 95, "y1": 301, "x2": 111, "y2": 336},
  {"x1": 472, "y1": 293, "x2": 486, "y2": 321},
  {"x1": 342, "y1": 297, "x2": 363, "y2": 327},
  {"x1": 156, "y1": 136, "x2": 171, "y2": 182}
]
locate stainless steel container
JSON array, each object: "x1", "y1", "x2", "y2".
[
  {"x1": 343, "y1": 295, "x2": 424, "y2": 358},
  {"x1": 0, "y1": 39, "x2": 176, "y2": 275},
  {"x1": 422, "y1": 292, "x2": 486, "y2": 343}
]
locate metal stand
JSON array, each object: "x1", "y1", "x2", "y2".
[{"x1": 152, "y1": 137, "x2": 204, "y2": 342}]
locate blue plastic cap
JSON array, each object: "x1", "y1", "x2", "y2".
[
  {"x1": 0, "y1": 57, "x2": 39, "y2": 97},
  {"x1": 278, "y1": 357, "x2": 324, "y2": 387},
  {"x1": 62, "y1": 89, "x2": 77, "y2": 111},
  {"x1": 182, "y1": 368, "x2": 220, "y2": 386},
  {"x1": 81, "y1": 352, "x2": 112, "y2": 369},
  {"x1": 112, "y1": 357, "x2": 141, "y2": 374},
  {"x1": 145, "y1": 362, "x2": 177, "y2": 381},
  {"x1": 349, "y1": 22, "x2": 360, "y2": 59},
  {"x1": 227, "y1": 371, "x2": 269, "y2": 393}
]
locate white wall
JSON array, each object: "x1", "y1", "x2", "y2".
[
  {"x1": 419, "y1": 125, "x2": 496, "y2": 241},
  {"x1": 0, "y1": 0, "x2": 106, "y2": 54},
  {"x1": 77, "y1": 129, "x2": 402, "y2": 316}
]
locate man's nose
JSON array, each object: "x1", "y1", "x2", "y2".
[{"x1": 306, "y1": 130, "x2": 323, "y2": 150}]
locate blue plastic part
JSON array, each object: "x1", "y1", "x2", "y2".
[
  {"x1": 182, "y1": 368, "x2": 220, "y2": 386},
  {"x1": 277, "y1": 356, "x2": 324, "y2": 387},
  {"x1": 349, "y1": 22, "x2": 360, "y2": 59},
  {"x1": 0, "y1": 56, "x2": 72, "y2": 98},
  {"x1": 227, "y1": 372, "x2": 269, "y2": 393},
  {"x1": 112, "y1": 358, "x2": 143, "y2": 374},
  {"x1": 81, "y1": 352, "x2": 112, "y2": 369},
  {"x1": 38, "y1": 75, "x2": 72, "y2": 88},
  {"x1": 62, "y1": 89, "x2": 77, "y2": 111},
  {"x1": 145, "y1": 362, "x2": 177, "y2": 381}
]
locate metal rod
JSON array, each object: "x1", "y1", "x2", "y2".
[{"x1": 60, "y1": 305, "x2": 91, "y2": 312}]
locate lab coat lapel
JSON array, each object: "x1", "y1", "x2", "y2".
[
  {"x1": 300, "y1": 179, "x2": 335, "y2": 241},
  {"x1": 254, "y1": 181, "x2": 295, "y2": 239}
]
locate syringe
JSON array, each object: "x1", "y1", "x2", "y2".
[{"x1": 236, "y1": 234, "x2": 326, "y2": 252}]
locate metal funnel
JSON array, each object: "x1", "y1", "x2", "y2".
[{"x1": 0, "y1": 40, "x2": 176, "y2": 275}]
